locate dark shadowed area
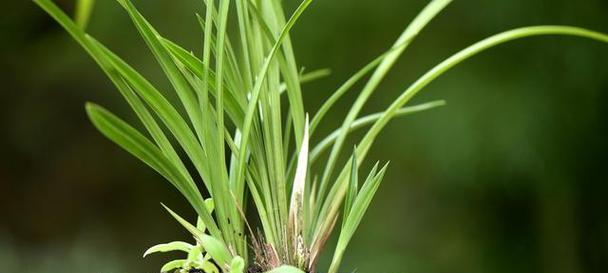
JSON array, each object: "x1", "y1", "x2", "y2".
[{"x1": 1, "y1": 0, "x2": 607, "y2": 273}]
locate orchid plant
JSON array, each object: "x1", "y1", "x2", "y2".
[{"x1": 35, "y1": 0, "x2": 608, "y2": 272}]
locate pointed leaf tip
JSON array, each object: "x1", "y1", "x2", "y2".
[{"x1": 143, "y1": 241, "x2": 193, "y2": 257}]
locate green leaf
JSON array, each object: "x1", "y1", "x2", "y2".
[
  {"x1": 35, "y1": 0, "x2": 188, "y2": 183},
  {"x1": 99, "y1": 3, "x2": 227, "y2": 242},
  {"x1": 161, "y1": 35, "x2": 327, "y2": 96},
  {"x1": 159, "y1": 37, "x2": 246, "y2": 127},
  {"x1": 33, "y1": 0, "x2": 198, "y2": 215},
  {"x1": 85, "y1": 36, "x2": 220, "y2": 239},
  {"x1": 200, "y1": 234, "x2": 232, "y2": 268},
  {"x1": 355, "y1": 25, "x2": 608, "y2": 163},
  {"x1": 208, "y1": 0, "x2": 240, "y2": 254},
  {"x1": 265, "y1": 265, "x2": 307, "y2": 273},
  {"x1": 323, "y1": 28, "x2": 608, "y2": 235},
  {"x1": 187, "y1": 245, "x2": 203, "y2": 264},
  {"x1": 288, "y1": 116, "x2": 309, "y2": 245},
  {"x1": 118, "y1": 0, "x2": 206, "y2": 144},
  {"x1": 202, "y1": 259, "x2": 221, "y2": 273},
  {"x1": 309, "y1": 39, "x2": 420, "y2": 135},
  {"x1": 245, "y1": 0, "x2": 309, "y2": 150},
  {"x1": 205, "y1": 199, "x2": 215, "y2": 213},
  {"x1": 328, "y1": 163, "x2": 389, "y2": 273},
  {"x1": 316, "y1": 24, "x2": 608, "y2": 273},
  {"x1": 310, "y1": 100, "x2": 446, "y2": 164},
  {"x1": 234, "y1": 0, "x2": 314, "y2": 214},
  {"x1": 245, "y1": 169, "x2": 277, "y2": 245},
  {"x1": 162, "y1": 203, "x2": 204, "y2": 239},
  {"x1": 315, "y1": 0, "x2": 453, "y2": 221},
  {"x1": 160, "y1": 259, "x2": 186, "y2": 272},
  {"x1": 229, "y1": 256, "x2": 245, "y2": 273},
  {"x1": 197, "y1": 198, "x2": 215, "y2": 232},
  {"x1": 143, "y1": 241, "x2": 194, "y2": 257},
  {"x1": 85, "y1": 103, "x2": 178, "y2": 184},
  {"x1": 74, "y1": 0, "x2": 95, "y2": 29},
  {"x1": 279, "y1": 69, "x2": 331, "y2": 94},
  {"x1": 343, "y1": 149, "x2": 358, "y2": 228}
]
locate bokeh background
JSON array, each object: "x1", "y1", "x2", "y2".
[{"x1": 2, "y1": 0, "x2": 608, "y2": 272}]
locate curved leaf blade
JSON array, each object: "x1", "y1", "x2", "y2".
[{"x1": 143, "y1": 241, "x2": 194, "y2": 257}]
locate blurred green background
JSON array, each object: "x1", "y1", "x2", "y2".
[{"x1": 2, "y1": 0, "x2": 608, "y2": 272}]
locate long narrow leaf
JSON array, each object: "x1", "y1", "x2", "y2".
[
  {"x1": 310, "y1": 100, "x2": 445, "y2": 164},
  {"x1": 34, "y1": 0, "x2": 220, "y2": 241},
  {"x1": 75, "y1": 0, "x2": 95, "y2": 29},
  {"x1": 233, "y1": 0, "x2": 314, "y2": 225},
  {"x1": 315, "y1": 0, "x2": 452, "y2": 221},
  {"x1": 118, "y1": 0, "x2": 206, "y2": 145},
  {"x1": 327, "y1": 163, "x2": 388, "y2": 273},
  {"x1": 85, "y1": 103, "x2": 173, "y2": 182},
  {"x1": 316, "y1": 26, "x2": 608, "y2": 255}
]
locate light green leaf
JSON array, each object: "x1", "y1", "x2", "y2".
[
  {"x1": 288, "y1": 116, "x2": 309, "y2": 240},
  {"x1": 197, "y1": 198, "x2": 215, "y2": 232},
  {"x1": 309, "y1": 39, "x2": 422, "y2": 135},
  {"x1": 118, "y1": 0, "x2": 205, "y2": 144},
  {"x1": 86, "y1": 36, "x2": 220, "y2": 239},
  {"x1": 162, "y1": 35, "x2": 328, "y2": 97},
  {"x1": 310, "y1": 100, "x2": 445, "y2": 164},
  {"x1": 33, "y1": 1, "x2": 199, "y2": 221},
  {"x1": 143, "y1": 241, "x2": 193, "y2": 257},
  {"x1": 200, "y1": 234, "x2": 232, "y2": 268},
  {"x1": 160, "y1": 37, "x2": 246, "y2": 126},
  {"x1": 229, "y1": 256, "x2": 245, "y2": 273},
  {"x1": 162, "y1": 203, "x2": 204, "y2": 239},
  {"x1": 343, "y1": 149, "x2": 358, "y2": 228},
  {"x1": 314, "y1": 0, "x2": 453, "y2": 214},
  {"x1": 74, "y1": 0, "x2": 95, "y2": 29},
  {"x1": 202, "y1": 258, "x2": 221, "y2": 273},
  {"x1": 234, "y1": 0, "x2": 314, "y2": 214},
  {"x1": 265, "y1": 265, "x2": 307, "y2": 273},
  {"x1": 187, "y1": 245, "x2": 203, "y2": 264},
  {"x1": 328, "y1": 163, "x2": 389, "y2": 273},
  {"x1": 320, "y1": 29, "x2": 608, "y2": 239},
  {"x1": 160, "y1": 259, "x2": 186, "y2": 272},
  {"x1": 279, "y1": 69, "x2": 331, "y2": 94},
  {"x1": 205, "y1": 199, "x2": 215, "y2": 213},
  {"x1": 85, "y1": 103, "x2": 177, "y2": 184}
]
